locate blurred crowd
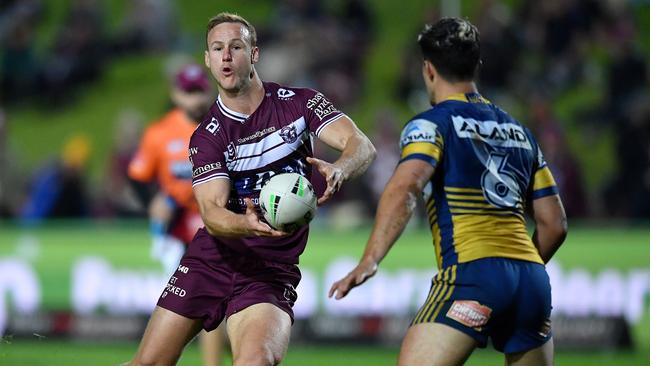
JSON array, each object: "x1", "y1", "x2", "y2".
[{"x1": 1, "y1": 0, "x2": 649, "y2": 224}]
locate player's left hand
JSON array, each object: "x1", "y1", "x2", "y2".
[
  {"x1": 328, "y1": 258, "x2": 378, "y2": 300},
  {"x1": 307, "y1": 156, "x2": 345, "y2": 205}
]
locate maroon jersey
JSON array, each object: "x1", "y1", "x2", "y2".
[{"x1": 189, "y1": 82, "x2": 344, "y2": 263}]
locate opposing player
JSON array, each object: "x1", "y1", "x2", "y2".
[
  {"x1": 127, "y1": 63, "x2": 227, "y2": 366},
  {"x1": 124, "y1": 12, "x2": 376, "y2": 366},
  {"x1": 330, "y1": 18, "x2": 567, "y2": 366}
]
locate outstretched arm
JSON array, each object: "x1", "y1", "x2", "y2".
[
  {"x1": 310, "y1": 116, "x2": 376, "y2": 204},
  {"x1": 193, "y1": 178, "x2": 286, "y2": 238},
  {"x1": 329, "y1": 159, "x2": 434, "y2": 299}
]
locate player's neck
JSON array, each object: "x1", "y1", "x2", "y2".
[
  {"x1": 218, "y1": 75, "x2": 265, "y2": 116},
  {"x1": 433, "y1": 81, "x2": 478, "y2": 104}
]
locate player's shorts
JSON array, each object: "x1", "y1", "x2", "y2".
[
  {"x1": 157, "y1": 229, "x2": 301, "y2": 331},
  {"x1": 411, "y1": 257, "x2": 552, "y2": 354}
]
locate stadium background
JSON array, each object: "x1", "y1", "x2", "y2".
[{"x1": 1, "y1": 0, "x2": 649, "y2": 365}]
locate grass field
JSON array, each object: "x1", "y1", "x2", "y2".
[
  {"x1": 0, "y1": 340, "x2": 647, "y2": 366},
  {"x1": 1, "y1": 223, "x2": 649, "y2": 365}
]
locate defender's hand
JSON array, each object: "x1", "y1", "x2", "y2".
[
  {"x1": 328, "y1": 259, "x2": 378, "y2": 300},
  {"x1": 244, "y1": 198, "x2": 287, "y2": 237},
  {"x1": 307, "y1": 156, "x2": 344, "y2": 205}
]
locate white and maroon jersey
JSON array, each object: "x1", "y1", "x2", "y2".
[{"x1": 189, "y1": 81, "x2": 344, "y2": 263}]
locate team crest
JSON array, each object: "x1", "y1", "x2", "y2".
[
  {"x1": 277, "y1": 88, "x2": 296, "y2": 99},
  {"x1": 279, "y1": 124, "x2": 298, "y2": 143},
  {"x1": 226, "y1": 142, "x2": 237, "y2": 161}
]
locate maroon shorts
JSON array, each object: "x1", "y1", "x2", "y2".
[{"x1": 157, "y1": 230, "x2": 301, "y2": 331}]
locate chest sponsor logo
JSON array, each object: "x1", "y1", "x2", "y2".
[
  {"x1": 277, "y1": 88, "x2": 296, "y2": 99},
  {"x1": 238, "y1": 127, "x2": 276, "y2": 144},
  {"x1": 279, "y1": 124, "x2": 298, "y2": 143},
  {"x1": 192, "y1": 162, "x2": 221, "y2": 178},
  {"x1": 452, "y1": 116, "x2": 531, "y2": 150},
  {"x1": 446, "y1": 300, "x2": 492, "y2": 330},
  {"x1": 306, "y1": 92, "x2": 338, "y2": 121}
]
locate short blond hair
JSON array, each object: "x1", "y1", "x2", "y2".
[{"x1": 206, "y1": 12, "x2": 257, "y2": 48}]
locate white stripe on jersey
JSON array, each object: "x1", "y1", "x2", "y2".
[
  {"x1": 315, "y1": 113, "x2": 345, "y2": 137},
  {"x1": 192, "y1": 172, "x2": 230, "y2": 187},
  {"x1": 217, "y1": 96, "x2": 249, "y2": 122},
  {"x1": 226, "y1": 116, "x2": 308, "y2": 172}
]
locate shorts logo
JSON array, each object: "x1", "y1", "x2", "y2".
[
  {"x1": 538, "y1": 318, "x2": 552, "y2": 338},
  {"x1": 279, "y1": 124, "x2": 298, "y2": 143},
  {"x1": 277, "y1": 88, "x2": 295, "y2": 99},
  {"x1": 446, "y1": 300, "x2": 492, "y2": 330}
]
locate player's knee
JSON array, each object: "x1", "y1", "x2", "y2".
[{"x1": 233, "y1": 345, "x2": 284, "y2": 366}]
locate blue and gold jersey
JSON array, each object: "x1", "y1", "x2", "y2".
[{"x1": 400, "y1": 93, "x2": 558, "y2": 269}]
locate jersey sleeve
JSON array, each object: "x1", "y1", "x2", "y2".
[
  {"x1": 302, "y1": 89, "x2": 345, "y2": 137},
  {"x1": 189, "y1": 126, "x2": 229, "y2": 188},
  {"x1": 530, "y1": 146, "x2": 559, "y2": 200},
  {"x1": 399, "y1": 118, "x2": 444, "y2": 166},
  {"x1": 128, "y1": 126, "x2": 159, "y2": 182}
]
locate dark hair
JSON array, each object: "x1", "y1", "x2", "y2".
[
  {"x1": 206, "y1": 12, "x2": 257, "y2": 48},
  {"x1": 417, "y1": 17, "x2": 480, "y2": 82}
]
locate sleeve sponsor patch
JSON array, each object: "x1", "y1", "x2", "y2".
[
  {"x1": 306, "y1": 92, "x2": 340, "y2": 121},
  {"x1": 400, "y1": 119, "x2": 439, "y2": 148}
]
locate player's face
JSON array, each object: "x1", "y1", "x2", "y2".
[{"x1": 205, "y1": 22, "x2": 259, "y2": 94}]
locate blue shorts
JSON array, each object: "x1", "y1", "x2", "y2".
[{"x1": 411, "y1": 257, "x2": 552, "y2": 353}]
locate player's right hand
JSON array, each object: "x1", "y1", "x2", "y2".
[
  {"x1": 243, "y1": 198, "x2": 287, "y2": 237},
  {"x1": 328, "y1": 258, "x2": 378, "y2": 300}
]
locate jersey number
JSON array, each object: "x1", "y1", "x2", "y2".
[{"x1": 481, "y1": 153, "x2": 521, "y2": 208}]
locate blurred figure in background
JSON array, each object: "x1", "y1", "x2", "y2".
[
  {"x1": 20, "y1": 133, "x2": 92, "y2": 222},
  {"x1": 127, "y1": 63, "x2": 227, "y2": 365},
  {"x1": 99, "y1": 108, "x2": 145, "y2": 218},
  {"x1": 0, "y1": 107, "x2": 27, "y2": 218}
]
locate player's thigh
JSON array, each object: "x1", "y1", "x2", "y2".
[
  {"x1": 200, "y1": 323, "x2": 228, "y2": 366},
  {"x1": 398, "y1": 322, "x2": 477, "y2": 366},
  {"x1": 505, "y1": 337, "x2": 554, "y2": 366},
  {"x1": 128, "y1": 306, "x2": 203, "y2": 366},
  {"x1": 226, "y1": 303, "x2": 292, "y2": 366}
]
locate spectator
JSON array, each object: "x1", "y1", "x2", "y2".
[{"x1": 20, "y1": 134, "x2": 92, "y2": 222}]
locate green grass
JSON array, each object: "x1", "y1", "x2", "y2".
[
  {"x1": 0, "y1": 339, "x2": 648, "y2": 366},
  {"x1": 1, "y1": 224, "x2": 650, "y2": 364}
]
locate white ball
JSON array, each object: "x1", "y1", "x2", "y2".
[{"x1": 259, "y1": 173, "x2": 317, "y2": 231}]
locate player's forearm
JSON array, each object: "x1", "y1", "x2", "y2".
[
  {"x1": 360, "y1": 180, "x2": 418, "y2": 266},
  {"x1": 334, "y1": 133, "x2": 376, "y2": 180},
  {"x1": 201, "y1": 205, "x2": 252, "y2": 237},
  {"x1": 532, "y1": 218, "x2": 568, "y2": 263}
]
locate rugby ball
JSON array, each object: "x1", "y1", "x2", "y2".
[{"x1": 259, "y1": 173, "x2": 317, "y2": 231}]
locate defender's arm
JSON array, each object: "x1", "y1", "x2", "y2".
[
  {"x1": 530, "y1": 194, "x2": 568, "y2": 263},
  {"x1": 329, "y1": 159, "x2": 434, "y2": 299}
]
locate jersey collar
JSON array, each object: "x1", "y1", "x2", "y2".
[
  {"x1": 217, "y1": 95, "x2": 250, "y2": 123},
  {"x1": 443, "y1": 92, "x2": 490, "y2": 104}
]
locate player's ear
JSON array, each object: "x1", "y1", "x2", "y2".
[
  {"x1": 204, "y1": 50, "x2": 210, "y2": 68},
  {"x1": 251, "y1": 46, "x2": 259, "y2": 64},
  {"x1": 423, "y1": 60, "x2": 436, "y2": 82}
]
